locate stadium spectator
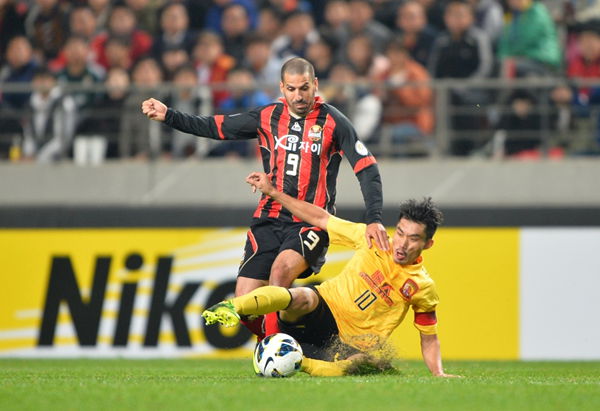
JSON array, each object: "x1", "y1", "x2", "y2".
[
  {"x1": 90, "y1": 4, "x2": 153, "y2": 70},
  {"x1": 125, "y1": 0, "x2": 161, "y2": 34},
  {"x1": 0, "y1": 0, "x2": 27, "y2": 67},
  {"x1": 498, "y1": 0, "x2": 561, "y2": 78},
  {"x1": 203, "y1": 178, "x2": 458, "y2": 378},
  {"x1": 219, "y1": 66, "x2": 272, "y2": 111},
  {"x1": 55, "y1": 36, "x2": 104, "y2": 112},
  {"x1": 221, "y1": 3, "x2": 252, "y2": 64},
  {"x1": 566, "y1": 21, "x2": 600, "y2": 104},
  {"x1": 151, "y1": 2, "x2": 197, "y2": 59},
  {"x1": 69, "y1": 5, "x2": 99, "y2": 40},
  {"x1": 47, "y1": 6, "x2": 100, "y2": 72},
  {"x1": 318, "y1": 0, "x2": 349, "y2": 53},
  {"x1": 428, "y1": 0, "x2": 493, "y2": 155},
  {"x1": 242, "y1": 33, "x2": 282, "y2": 88},
  {"x1": 380, "y1": 39, "x2": 434, "y2": 146},
  {"x1": 192, "y1": 30, "x2": 236, "y2": 107},
  {"x1": 468, "y1": 0, "x2": 504, "y2": 45},
  {"x1": 104, "y1": 36, "x2": 133, "y2": 71},
  {"x1": 210, "y1": 67, "x2": 272, "y2": 158},
  {"x1": 24, "y1": 0, "x2": 69, "y2": 61},
  {"x1": 493, "y1": 89, "x2": 543, "y2": 157},
  {"x1": 395, "y1": 0, "x2": 438, "y2": 67},
  {"x1": 342, "y1": 34, "x2": 387, "y2": 80},
  {"x1": 122, "y1": 57, "x2": 164, "y2": 159},
  {"x1": 75, "y1": 67, "x2": 131, "y2": 160},
  {"x1": 205, "y1": 0, "x2": 258, "y2": 35},
  {"x1": 552, "y1": 20, "x2": 600, "y2": 151},
  {"x1": 160, "y1": 45, "x2": 190, "y2": 81},
  {"x1": 88, "y1": 0, "x2": 112, "y2": 31},
  {"x1": 429, "y1": 1, "x2": 493, "y2": 80},
  {"x1": 321, "y1": 63, "x2": 382, "y2": 142},
  {"x1": 342, "y1": 0, "x2": 392, "y2": 54},
  {"x1": 167, "y1": 64, "x2": 208, "y2": 159},
  {"x1": 305, "y1": 39, "x2": 334, "y2": 80},
  {"x1": 21, "y1": 67, "x2": 76, "y2": 163},
  {"x1": 256, "y1": 6, "x2": 283, "y2": 43},
  {"x1": 272, "y1": 10, "x2": 320, "y2": 60},
  {"x1": 0, "y1": 36, "x2": 38, "y2": 109},
  {"x1": 142, "y1": 57, "x2": 387, "y2": 340}
]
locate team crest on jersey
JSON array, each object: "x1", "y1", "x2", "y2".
[
  {"x1": 292, "y1": 122, "x2": 302, "y2": 132},
  {"x1": 400, "y1": 279, "x2": 419, "y2": 301},
  {"x1": 308, "y1": 125, "x2": 322, "y2": 141}
]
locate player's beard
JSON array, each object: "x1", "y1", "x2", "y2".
[{"x1": 289, "y1": 97, "x2": 314, "y2": 117}]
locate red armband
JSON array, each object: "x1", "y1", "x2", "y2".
[{"x1": 414, "y1": 311, "x2": 437, "y2": 326}]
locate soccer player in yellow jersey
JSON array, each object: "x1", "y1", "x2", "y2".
[{"x1": 203, "y1": 171, "x2": 458, "y2": 378}]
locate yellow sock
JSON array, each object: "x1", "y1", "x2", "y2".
[
  {"x1": 301, "y1": 357, "x2": 351, "y2": 377},
  {"x1": 231, "y1": 286, "x2": 292, "y2": 316}
]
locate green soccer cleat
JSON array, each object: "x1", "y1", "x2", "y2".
[{"x1": 201, "y1": 300, "x2": 240, "y2": 327}]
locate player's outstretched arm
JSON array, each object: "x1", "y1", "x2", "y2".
[
  {"x1": 141, "y1": 98, "x2": 167, "y2": 122},
  {"x1": 246, "y1": 172, "x2": 330, "y2": 230},
  {"x1": 420, "y1": 333, "x2": 462, "y2": 378}
]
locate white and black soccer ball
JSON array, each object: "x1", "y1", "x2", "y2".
[{"x1": 253, "y1": 333, "x2": 303, "y2": 378}]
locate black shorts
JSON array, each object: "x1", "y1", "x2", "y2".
[
  {"x1": 277, "y1": 287, "x2": 360, "y2": 361},
  {"x1": 238, "y1": 219, "x2": 329, "y2": 281}
]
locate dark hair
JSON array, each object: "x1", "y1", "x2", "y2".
[
  {"x1": 280, "y1": 57, "x2": 315, "y2": 81},
  {"x1": 445, "y1": 0, "x2": 473, "y2": 12},
  {"x1": 397, "y1": 197, "x2": 443, "y2": 240},
  {"x1": 173, "y1": 63, "x2": 197, "y2": 79},
  {"x1": 245, "y1": 33, "x2": 270, "y2": 47},
  {"x1": 284, "y1": 9, "x2": 311, "y2": 23},
  {"x1": 385, "y1": 37, "x2": 408, "y2": 55}
]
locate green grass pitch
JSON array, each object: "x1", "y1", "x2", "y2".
[{"x1": 1, "y1": 359, "x2": 599, "y2": 411}]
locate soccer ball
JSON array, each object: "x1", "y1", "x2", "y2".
[{"x1": 253, "y1": 333, "x2": 303, "y2": 378}]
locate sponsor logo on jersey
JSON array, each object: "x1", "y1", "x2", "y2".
[
  {"x1": 292, "y1": 122, "x2": 302, "y2": 132},
  {"x1": 308, "y1": 125, "x2": 322, "y2": 141},
  {"x1": 359, "y1": 270, "x2": 395, "y2": 306},
  {"x1": 400, "y1": 279, "x2": 419, "y2": 301},
  {"x1": 274, "y1": 134, "x2": 322, "y2": 155}
]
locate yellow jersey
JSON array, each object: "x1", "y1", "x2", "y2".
[{"x1": 316, "y1": 216, "x2": 439, "y2": 350}]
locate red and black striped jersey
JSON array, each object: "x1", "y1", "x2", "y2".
[{"x1": 164, "y1": 96, "x2": 383, "y2": 223}]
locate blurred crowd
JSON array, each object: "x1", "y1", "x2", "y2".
[{"x1": 0, "y1": 0, "x2": 599, "y2": 163}]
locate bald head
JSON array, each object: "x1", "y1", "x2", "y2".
[{"x1": 280, "y1": 57, "x2": 315, "y2": 82}]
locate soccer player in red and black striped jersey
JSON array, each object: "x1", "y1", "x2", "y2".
[{"x1": 142, "y1": 57, "x2": 388, "y2": 338}]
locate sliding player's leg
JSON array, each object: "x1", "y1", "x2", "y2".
[
  {"x1": 276, "y1": 287, "x2": 357, "y2": 377},
  {"x1": 235, "y1": 277, "x2": 268, "y2": 337},
  {"x1": 202, "y1": 286, "x2": 317, "y2": 328}
]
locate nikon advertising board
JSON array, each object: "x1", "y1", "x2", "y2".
[{"x1": 2, "y1": 227, "x2": 599, "y2": 359}]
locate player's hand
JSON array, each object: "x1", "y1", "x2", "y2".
[
  {"x1": 365, "y1": 222, "x2": 389, "y2": 251},
  {"x1": 141, "y1": 98, "x2": 167, "y2": 122},
  {"x1": 245, "y1": 172, "x2": 275, "y2": 196}
]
